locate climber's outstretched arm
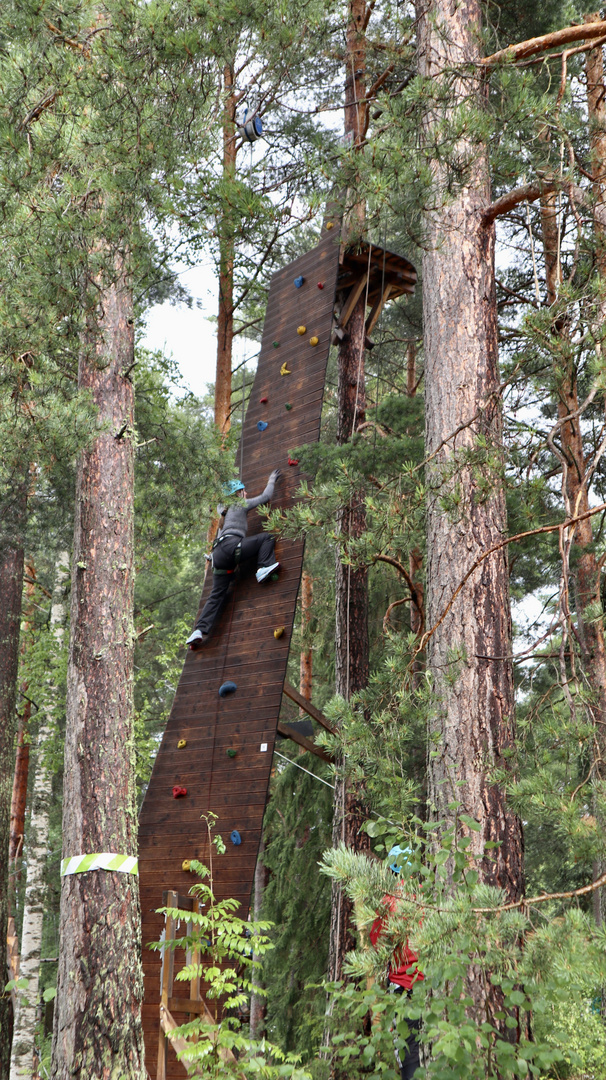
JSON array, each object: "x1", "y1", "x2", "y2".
[{"x1": 244, "y1": 469, "x2": 280, "y2": 511}]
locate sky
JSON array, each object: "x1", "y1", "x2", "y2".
[{"x1": 140, "y1": 258, "x2": 258, "y2": 399}]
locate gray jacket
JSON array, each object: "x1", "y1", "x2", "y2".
[{"x1": 216, "y1": 474, "x2": 277, "y2": 540}]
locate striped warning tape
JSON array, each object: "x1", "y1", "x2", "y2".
[{"x1": 60, "y1": 853, "x2": 138, "y2": 876}]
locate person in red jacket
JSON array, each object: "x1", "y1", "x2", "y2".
[{"x1": 370, "y1": 846, "x2": 423, "y2": 1080}]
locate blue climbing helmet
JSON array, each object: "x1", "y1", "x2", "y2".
[
  {"x1": 222, "y1": 479, "x2": 245, "y2": 497},
  {"x1": 388, "y1": 845, "x2": 412, "y2": 874}
]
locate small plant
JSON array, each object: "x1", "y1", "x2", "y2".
[{"x1": 151, "y1": 813, "x2": 311, "y2": 1079}]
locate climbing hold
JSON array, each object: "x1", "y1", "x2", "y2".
[
  {"x1": 280, "y1": 362, "x2": 291, "y2": 376},
  {"x1": 274, "y1": 626, "x2": 285, "y2": 639},
  {"x1": 317, "y1": 282, "x2": 324, "y2": 289},
  {"x1": 177, "y1": 739, "x2": 187, "y2": 749},
  {"x1": 272, "y1": 341, "x2": 280, "y2": 348},
  {"x1": 285, "y1": 403, "x2": 292, "y2": 410},
  {"x1": 297, "y1": 325, "x2": 306, "y2": 336},
  {"x1": 257, "y1": 420, "x2": 268, "y2": 431},
  {"x1": 173, "y1": 786, "x2": 187, "y2": 799},
  {"x1": 230, "y1": 830, "x2": 242, "y2": 846},
  {"x1": 182, "y1": 859, "x2": 191, "y2": 871},
  {"x1": 294, "y1": 275, "x2": 305, "y2": 288},
  {"x1": 226, "y1": 748, "x2": 237, "y2": 758},
  {"x1": 260, "y1": 396, "x2": 268, "y2": 404},
  {"x1": 288, "y1": 457, "x2": 299, "y2": 466},
  {"x1": 326, "y1": 221, "x2": 334, "y2": 230},
  {"x1": 219, "y1": 681, "x2": 237, "y2": 698},
  {"x1": 310, "y1": 336, "x2": 319, "y2": 347},
  {"x1": 270, "y1": 574, "x2": 279, "y2": 581}
]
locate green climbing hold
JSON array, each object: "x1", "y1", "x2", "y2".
[
  {"x1": 285, "y1": 403, "x2": 292, "y2": 410},
  {"x1": 270, "y1": 573, "x2": 279, "y2": 581},
  {"x1": 226, "y1": 748, "x2": 237, "y2": 758},
  {"x1": 272, "y1": 341, "x2": 280, "y2": 348}
]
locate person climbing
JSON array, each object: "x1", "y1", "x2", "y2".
[
  {"x1": 186, "y1": 470, "x2": 281, "y2": 650},
  {"x1": 370, "y1": 845, "x2": 424, "y2": 1080}
]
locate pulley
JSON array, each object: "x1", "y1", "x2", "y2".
[{"x1": 235, "y1": 106, "x2": 263, "y2": 144}]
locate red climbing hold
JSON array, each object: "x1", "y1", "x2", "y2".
[
  {"x1": 260, "y1": 396, "x2": 268, "y2": 403},
  {"x1": 172, "y1": 785, "x2": 187, "y2": 798},
  {"x1": 288, "y1": 456, "x2": 299, "y2": 466},
  {"x1": 317, "y1": 282, "x2": 324, "y2": 289}
]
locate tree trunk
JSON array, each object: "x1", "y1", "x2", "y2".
[
  {"x1": 9, "y1": 705, "x2": 30, "y2": 867},
  {"x1": 327, "y1": 0, "x2": 372, "y2": 989},
  {"x1": 585, "y1": 22, "x2": 606, "y2": 925},
  {"x1": 51, "y1": 266, "x2": 145, "y2": 1080},
  {"x1": 10, "y1": 556, "x2": 69, "y2": 1080},
  {"x1": 249, "y1": 840, "x2": 268, "y2": 1040},
  {"x1": 215, "y1": 63, "x2": 237, "y2": 438},
  {"x1": 417, "y1": 0, "x2": 524, "y2": 906},
  {"x1": 299, "y1": 572, "x2": 313, "y2": 713},
  {"x1": 0, "y1": 498, "x2": 26, "y2": 1079}
]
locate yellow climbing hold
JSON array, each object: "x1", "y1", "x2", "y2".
[
  {"x1": 177, "y1": 738, "x2": 187, "y2": 749},
  {"x1": 310, "y1": 336, "x2": 319, "y2": 347},
  {"x1": 326, "y1": 221, "x2": 334, "y2": 229},
  {"x1": 182, "y1": 860, "x2": 191, "y2": 871},
  {"x1": 297, "y1": 325, "x2": 306, "y2": 336},
  {"x1": 280, "y1": 362, "x2": 291, "y2": 376},
  {"x1": 274, "y1": 626, "x2": 285, "y2": 639}
]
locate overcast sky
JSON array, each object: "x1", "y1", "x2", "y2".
[{"x1": 140, "y1": 258, "x2": 258, "y2": 399}]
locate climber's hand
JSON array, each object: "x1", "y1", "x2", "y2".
[{"x1": 269, "y1": 469, "x2": 281, "y2": 484}]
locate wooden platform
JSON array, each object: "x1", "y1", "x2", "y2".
[{"x1": 138, "y1": 224, "x2": 343, "y2": 1078}]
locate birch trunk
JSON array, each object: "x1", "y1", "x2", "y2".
[
  {"x1": 0, "y1": 495, "x2": 26, "y2": 1078},
  {"x1": 417, "y1": 0, "x2": 524, "y2": 905},
  {"x1": 10, "y1": 556, "x2": 69, "y2": 1080},
  {"x1": 51, "y1": 264, "x2": 145, "y2": 1079}
]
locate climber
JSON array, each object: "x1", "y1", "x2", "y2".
[
  {"x1": 370, "y1": 846, "x2": 424, "y2": 1080},
  {"x1": 186, "y1": 469, "x2": 281, "y2": 650}
]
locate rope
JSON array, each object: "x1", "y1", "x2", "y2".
[{"x1": 273, "y1": 750, "x2": 335, "y2": 789}]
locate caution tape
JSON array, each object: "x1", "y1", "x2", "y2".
[{"x1": 60, "y1": 853, "x2": 138, "y2": 876}]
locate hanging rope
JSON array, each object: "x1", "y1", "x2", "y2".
[{"x1": 273, "y1": 750, "x2": 335, "y2": 789}]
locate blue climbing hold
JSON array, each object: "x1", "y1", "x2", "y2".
[
  {"x1": 294, "y1": 275, "x2": 304, "y2": 288},
  {"x1": 219, "y1": 681, "x2": 237, "y2": 698},
  {"x1": 257, "y1": 420, "x2": 268, "y2": 431},
  {"x1": 230, "y1": 830, "x2": 242, "y2": 846}
]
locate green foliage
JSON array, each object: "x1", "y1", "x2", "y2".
[{"x1": 151, "y1": 816, "x2": 311, "y2": 1080}]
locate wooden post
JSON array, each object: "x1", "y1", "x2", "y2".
[{"x1": 157, "y1": 889, "x2": 178, "y2": 1080}]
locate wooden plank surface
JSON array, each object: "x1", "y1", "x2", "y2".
[{"x1": 138, "y1": 224, "x2": 342, "y2": 1078}]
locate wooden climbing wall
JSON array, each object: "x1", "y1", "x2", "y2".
[{"x1": 138, "y1": 223, "x2": 342, "y2": 1078}]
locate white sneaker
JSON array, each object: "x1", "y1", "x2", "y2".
[
  {"x1": 186, "y1": 629, "x2": 207, "y2": 650},
  {"x1": 256, "y1": 562, "x2": 280, "y2": 583}
]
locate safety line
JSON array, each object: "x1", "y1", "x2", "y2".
[{"x1": 273, "y1": 750, "x2": 335, "y2": 789}]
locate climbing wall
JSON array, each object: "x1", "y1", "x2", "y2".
[{"x1": 138, "y1": 223, "x2": 342, "y2": 1077}]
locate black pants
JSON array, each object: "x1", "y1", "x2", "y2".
[
  {"x1": 195, "y1": 533, "x2": 276, "y2": 636},
  {"x1": 391, "y1": 986, "x2": 421, "y2": 1080}
]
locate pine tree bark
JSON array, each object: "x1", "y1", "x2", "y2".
[
  {"x1": 327, "y1": 0, "x2": 372, "y2": 988},
  {"x1": 417, "y1": 0, "x2": 524, "y2": 907},
  {"x1": 0, "y1": 493, "x2": 26, "y2": 1080},
  {"x1": 299, "y1": 572, "x2": 313, "y2": 713},
  {"x1": 215, "y1": 63, "x2": 237, "y2": 438},
  {"x1": 51, "y1": 266, "x2": 145, "y2": 1079},
  {"x1": 249, "y1": 840, "x2": 268, "y2": 1039},
  {"x1": 11, "y1": 556, "x2": 69, "y2": 1080}
]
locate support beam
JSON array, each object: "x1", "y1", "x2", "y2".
[
  {"x1": 365, "y1": 282, "x2": 393, "y2": 337},
  {"x1": 282, "y1": 682, "x2": 336, "y2": 734},
  {"x1": 276, "y1": 720, "x2": 333, "y2": 762},
  {"x1": 338, "y1": 273, "x2": 368, "y2": 329}
]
